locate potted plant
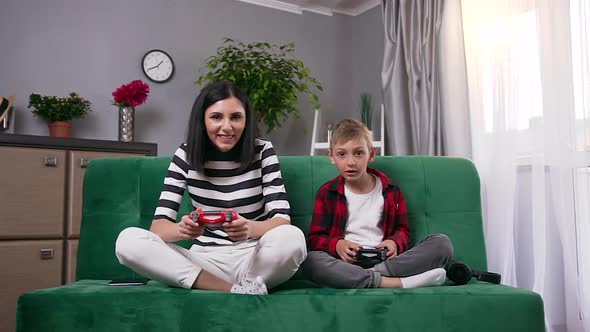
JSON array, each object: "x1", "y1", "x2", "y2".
[
  {"x1": 28, "y1": 92, "x2": 91, "y2": 138},
  {"x1": 360, "y1": 93, "x2": 373, "y2": 131},
  {"x1": 196, "y1": 38, "x2": 323, "y2": 133}
]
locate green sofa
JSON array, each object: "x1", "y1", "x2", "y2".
[{"x1": 17, "y1": 156, "x2": 544, "y2": 332}]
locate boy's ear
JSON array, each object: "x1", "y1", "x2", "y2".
[
  {"x1": 369, "y1": 147, "x2": 377, "y2": 162},
  {"x1": 328, "y1": 149, "x2": 335, "y2": 164}
]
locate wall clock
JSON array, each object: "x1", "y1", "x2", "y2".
[{"x1": 142, "y1": 49, "x2": 175, "y2": 83}]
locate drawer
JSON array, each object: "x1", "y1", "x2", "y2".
[
  {"x1": 0, "y1": 147, "x2": 66, "y2": 238},
  {"x1": 0, "y1": 240, "x2": 63, "y2": 332}
]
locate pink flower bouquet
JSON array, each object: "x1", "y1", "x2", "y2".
[{"x1": 112, "y1": 80, "x2": 150, "y2": 108}]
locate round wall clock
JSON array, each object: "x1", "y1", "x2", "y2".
[{"x1": 142, "y1": 49, "x2": 175, "y2": 83}]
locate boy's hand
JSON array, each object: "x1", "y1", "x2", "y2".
[
  {"x1": 178, "y1": 215, "x2": 205, "y2": 239},
  {"x1": 336, "y1": 239, "x2": 362, "y2": 263},
  {"x1": 377, "y1": 240, "x2": 398, "y2": 259}
]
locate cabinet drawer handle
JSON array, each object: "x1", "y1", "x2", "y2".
[
  {"x1": 40, "y1": 248, "x2": 54, "y2": 259},
  {"x1": 44, "y1": 156, "x2": 58, "y2": 167},
  {"x1": 80, "y1": 158, "x2": 91, "y2": 168}
]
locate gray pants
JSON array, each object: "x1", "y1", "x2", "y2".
[{"x1": 302, "y1": 234, "x2": 453, "y2": 288}]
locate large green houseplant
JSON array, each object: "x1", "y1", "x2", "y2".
[
  {"x1": 196, "y1": 38, "x2": 323, "y2": 133},
  {"x1": 28, "y1": 92, "x2": 91, "y2": 138}
]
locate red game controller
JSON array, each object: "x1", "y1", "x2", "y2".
[{"x1": 189, "y1": 208, "x2": 238, "y2": 226}]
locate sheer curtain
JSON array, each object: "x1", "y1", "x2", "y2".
[{"x1": 461, "y1": 0, "x2": 590, "y2": 331}]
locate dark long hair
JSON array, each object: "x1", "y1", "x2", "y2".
[{"x1": 186, "y1": 81, "x2": 256, "y2": 172}]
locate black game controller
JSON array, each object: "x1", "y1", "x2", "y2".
[
  {"x1": 355, "y1": 247, "x2": 388, "y2": 268},
  {"x1": 357, "y1": 247, "x2": 388, "y2": 261}
]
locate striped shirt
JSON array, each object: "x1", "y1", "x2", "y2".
[{"x1": 154, "y1": 138, "x2": 291, "y2": 246}]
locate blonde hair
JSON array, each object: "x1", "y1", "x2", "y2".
[{"x1": 330, "y1": 118, "x2": 373, "y2": 150}]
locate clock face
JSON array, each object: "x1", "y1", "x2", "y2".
[{"x1": 142, "y1": 49, "x2": 174, "y2": 83}]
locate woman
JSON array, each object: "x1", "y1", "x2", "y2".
[{"x1": 115, "y1": 81, "x2": 306, "y2": 295}]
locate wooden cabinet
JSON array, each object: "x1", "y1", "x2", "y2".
[{"x1": 0, "y1": 134, "x2": 157, "y2": 332}]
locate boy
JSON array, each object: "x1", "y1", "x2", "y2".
[{"x1": 302, "y1": 119, "x2": 453, "y2": 289}]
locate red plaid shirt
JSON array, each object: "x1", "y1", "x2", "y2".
[{"x1": 307, "y1": 167, "x2": 410, "y2": 257}]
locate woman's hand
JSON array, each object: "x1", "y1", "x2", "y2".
[
  {"x1": 177, "y1": 215, "x2": 205, "y2": 240},
  {"x1": 336, "y1": 239, "x2": 362, "y2": 263},
  {"x1": 223, "y1": 214, "x2": 251, "y2": 241},
  {"x1": 377, "y1": 239, "x2": 398, "y2": 259}
]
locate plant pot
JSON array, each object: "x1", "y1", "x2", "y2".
[{"x1": 48, "y1": 121, "x2": 72, "y2": 138}]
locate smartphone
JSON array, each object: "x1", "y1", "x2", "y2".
[{"x1": 108, "y1": 278, "x2": 149, "y2": 286}]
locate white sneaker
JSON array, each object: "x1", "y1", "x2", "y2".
[{"x1": 230, "y1": 276, "x2": 268, "y2": 295}]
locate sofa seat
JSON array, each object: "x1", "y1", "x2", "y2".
[{"x1": 18, "y1": 279, "x2": 543, "y2": 332}]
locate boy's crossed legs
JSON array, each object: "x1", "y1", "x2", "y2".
[{"x1": 303, "y1": 234, "x2": 453, "y2": 289}]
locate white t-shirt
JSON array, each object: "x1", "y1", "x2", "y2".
[{"x1": 344, "y1": 175, "x2": 384, "y2": 247}]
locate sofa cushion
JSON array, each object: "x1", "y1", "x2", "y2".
[{"x1": 17, "y1": 279, "x2": 544, "y2": 332}]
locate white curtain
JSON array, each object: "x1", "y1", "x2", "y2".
[
  {"x1": 460, "y1": 0, "x2": 590, "y2": 331},
  {"x1": 439, "y1": 0, "x2": 472, "y2": 158}
]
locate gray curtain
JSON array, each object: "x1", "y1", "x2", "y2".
[{"x1": 381, "y1": 0, "x2": 445, "y2": 155}]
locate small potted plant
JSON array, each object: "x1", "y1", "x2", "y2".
[
  {"x1": 28, "y1": 92, "x2": 92, "y2": 138},
  {"x1": 360, "y1": 93, "x2": 373, "y2": 132}
]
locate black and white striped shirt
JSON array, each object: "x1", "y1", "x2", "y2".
[{"x1": 154, "y1": 138, "x2": 291, "y2": 246}]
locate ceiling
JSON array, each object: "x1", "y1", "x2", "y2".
[{"x1": 235, "y1": 0, "x2": 381, "y2": 16}]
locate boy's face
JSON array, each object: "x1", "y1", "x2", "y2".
[{"x1": 329, "y1": 138, "x2": 376, "y2": 183}]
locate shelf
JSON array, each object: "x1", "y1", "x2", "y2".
[
  {"x1": 310, "y1": 105, "x2": 385, "y2": 156},
  {"x1": 0, "y1": 134, "x2": 158, "y2": 156}
]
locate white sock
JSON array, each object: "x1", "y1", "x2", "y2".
[
  {"x1": 400, "y1": 268, "x2": 446, "y2": 289},
  {"x1": 230, "y1": 276, "x2": 268, "y2": 295}
]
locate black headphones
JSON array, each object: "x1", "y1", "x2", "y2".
[{"x1": 446, "y1": 260, "x2": 502, "y2": 285}]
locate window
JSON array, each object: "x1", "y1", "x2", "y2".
[{"x1": 571, "y1": 0, "x2": 590, "y2": 323}]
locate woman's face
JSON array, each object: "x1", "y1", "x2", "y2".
[{"x1": 204, "y1": 96, "x2": 246, "y2": 152}]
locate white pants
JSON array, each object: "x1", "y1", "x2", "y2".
[{"x1": 115, "y1": 224, "x2": 307, "y2": 289}]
